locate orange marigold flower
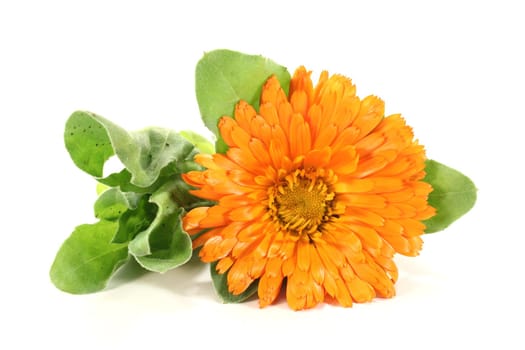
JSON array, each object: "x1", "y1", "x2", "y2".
[{"x1": 182, "y1": 67, "x2": 435, "y2": 310}]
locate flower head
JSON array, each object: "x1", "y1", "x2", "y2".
[{"x1": 183, "y1": 67, "x2": 435, "y2": 310}]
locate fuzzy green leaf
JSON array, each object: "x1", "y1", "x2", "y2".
[
  {"x1": 64, "y1": 111, "x2": 198, "y2": 188},
  {"x1": 112, "y1": 195, "x2": 157, "y2": 244},
  {"x1": 133, "y1": 216, "x2": 192, "y2": 273},
  {"x1": 94, "y1": 188, "x2": 141, "y2": 221},
  {"x1": 98, "y1": 169, "x2": 164, "y2": 194},
  {"x1": 195, "y1": 49, "x2": 291, "y2": 148},
  {"x1": 50, "y1": 220, "x2": 129, "y2": 294},
  {"x1": 128, "y1": 181, "x2": 192, "y2": 273},
  {"x1": 210, "y1": 262, "x2": 258, "y2": 303},
  {"x1": 424, "y1": 160, "x2": 477, "y2": 233},
  {"x1": 64, "y1": 111, "x2": 115, "y2": 177}
]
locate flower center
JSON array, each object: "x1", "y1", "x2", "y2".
[{"x1": 268, "y1": 170, "x2": 338, "y2": 236}]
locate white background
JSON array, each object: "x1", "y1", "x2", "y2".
[{"x1": 1, "y1": 0, "x2": 523, "y2": 349}]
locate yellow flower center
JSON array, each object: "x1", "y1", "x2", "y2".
[{"x1": 268, "y1": 169, "x2": 339, "y2": 236}]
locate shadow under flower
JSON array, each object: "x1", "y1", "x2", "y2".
[
  {"x1": 106, "y1": 258, "x2": 149, "y2": 290},
  {"x1": 108, "y1": 254, "x2": 217, "y2": 300}
]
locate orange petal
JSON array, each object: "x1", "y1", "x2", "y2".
[
  {"x1": 237, "y1": 222, "x2": 267, "y2": 243},
  {"x1": 290, "y1": 66, "x2": 313, "y2": 112},
  {"x1": 282, "y1": 254, "x2": 296, "y2": 277},
  {"x1": 352, "y1": 255, "x2": 395, "y2": 298},
  {"x1": 249, "y1": 114, "x2": 273, "y2": 147},
  {"x1": 308, "y1": 243, "x2": 325, "y2": 285},
  {"x1": 383, "y1": 188, "x2": 415, "y2": 203},
  {"x1": 200, "y1": 236, "x2": 236, "y2": 261},
  {"x1": 307, "y1": 104, "x2": 323, "y2": 139},
  {"x1": 329, "y1": 145, "x2": 359, "y2": 175},
  {"x1": 304, "y1": 147, "x2": 332, "y2": 169},
  {"x1": 226, "y1": 147, "x2": 266, "y2": 175},
  {"x1": 322, "y1": 223, "x2": 363, "y2": 258},
  {"x1": 219, "y1": 194, "x2": 255, "y2": 208},
  {"x1": 290, "y1": 89, "x2": 309, "y2": 119},
  {"x1": 216, "y1": 257, "x2": 234, "y2": 274},
  {"x1": 338, "y1": 193, "x2": 386, "y2": 209},
  {"x1": 210, "y1": 153, "x2": 245, "y2": 172},
  {"x1": 296, "y1": 239, "x2": 311, "y2": 272},
  {"x1": 286, "y1": 269, "x2": 308, "y2": 310},
  {"x1": 331, "y1": 126, "x2": 361, "y2": 151},
  {"x1": 220, "y1": 221, "x2": 247, "y2": 239},
  {"x1": 355, "y1": 132, "x2": 385, "y2": 156},
  {"x1": 199, "y1": 205, "x2": 230, "y2": 227},
  {"x1": 228, "y1": 204, "x2": 265, "y2": 222},
  {"x1": 218, "y1": 117, "x2": 237, "y2": 147},
  {"x1": 192, "y1": 228, "x2": 220, "y2": 249},
  {"x1": 289, "y1": 113, "x2": 312, "y2": 159},
  {"x1": 249, "y1": 138, "x2": 272, "y2": 166},
  {"x1": 342, "y1": 207, "x2": 385, "y2": 226},
  {"x1": 230, "y1": 121, "x2": 252, "y2": 150},
  {"x1": 227, "y1": 259, "x2": 254, "y2": 295},
  {"x1": 286, "y1": 269, "x2": 324, "y2": 310},
  {"x1": 261, "y1": 76, "x2": 293, "y2": 135},
  {"x1": 346, "y1": 276, "x2": 375, "y2": 303},
  {"x1": 352, "y1": 156, "x2": 389, "y2": 178},
  {"x1": 381, "y1": 235, "x2": 410, "y2": 255},
  {"x1": 183, "y1": 206, "x2": 209, "y2": 233},
  {"x1": 322, "y1": 271, "x2": 338, "y2": 299},
  {"x1": 225, "y1": 169, "x2": 259, "y2": 187},
  {"x1": 233, "y1": 100, "x2": 257, "y2": 134},
  {"x1": 348, "y1": 224, "x2": 383, "y2": 250},
  {"x1": 398, "y1": 218, "x2": 426, "y2": 236},
  {"x1": 374, "y1": 255, "x2": 398, "y2": 282},
  {"x1": 247, "y1": 256, "x2": 267, "y2": 279},
  {"x1": 314, "y1": 239, "x2": 345, "y2": 273},
  {"x1": 353, "y1": 95, "x2": 384, "y2": 140},
  {"x1": 258, "y1": 257, "x2": 284, "y2": 307},
  {"x1": 374, "y1": 157, "x2": 413, "y2": 177},
  {"x1": 333, "y1": 178, "x2": 374, "y2": 193},
  {"x1": 182, "y1": 171, "x2": 206, "y2": 188},
  {"x1": 259, "y1": 102, "x2": 280, "y2": 126},
  {"x1": 313, "y1": 123, "x2": 338, "y2": 149},
  {"x1": 334, "y1": 278, "x2": 353, "y2": 307}
]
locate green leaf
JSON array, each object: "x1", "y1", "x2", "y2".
[
  {"x1": 112, "y1": 195, "x2": 157, "y2": 243},
  {"x1": 64, "y1": 111, "x2": 198, "y2": 188},
  {"x1": 92, "y1": 188, "x2": 155, "y2": 243},
  {"x1": 50, "y1": 220, "x2": 129, "y2": 294},
  {"x1": 195, "y1": 49, "x2": 291, "y2": 147},
  {"x1": 96, "y1": 183, "x2": 110, "y2": 195},
  {"x1": 133, "y1": 216, "x2": 192, "y2": 273},
  {"x1": 94, "y1": 188, "x2": 141, "y2": 221},
  {"x1": 210, "y1": 262, "x2": 258, "y2": 303},
  {"x1": 214, "y1": 138, "x2": 229, "y2": 154},
  {"x1": 423, "y1": 160, "x2": 477, "y2": 233},
  {"x1": 98, "y1": 155, "x2": 203, "y2": 195},
  {"x1": 128, "y1": 181, "x2": 192, "y2": 273},
  {"x1": 64, "y1": 111, "x2": 115, "y2": 177},
  {"x1": 98, "y1": 169, "x2": 160, "y2": 193},
  {"x1": 128, "y1": 127, "x2": 197, "y2": 187},
  {"x1": 180, "y1": 130, "x2": 215, "y2": 154}
]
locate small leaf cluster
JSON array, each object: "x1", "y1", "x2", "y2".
[{"x1": 50, "y1": 111, "x2": 213, "y2": 293}]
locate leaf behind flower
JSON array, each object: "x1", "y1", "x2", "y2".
[
  {"x1": 424, "y1": 160, "x2": 477, "y2": 233},
  {"x1": 195, "y1": 49, "x2": 291, "y2": 152},
  {"x1": 210, "y1": 261, "x2": 258, "y2": 303}
]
